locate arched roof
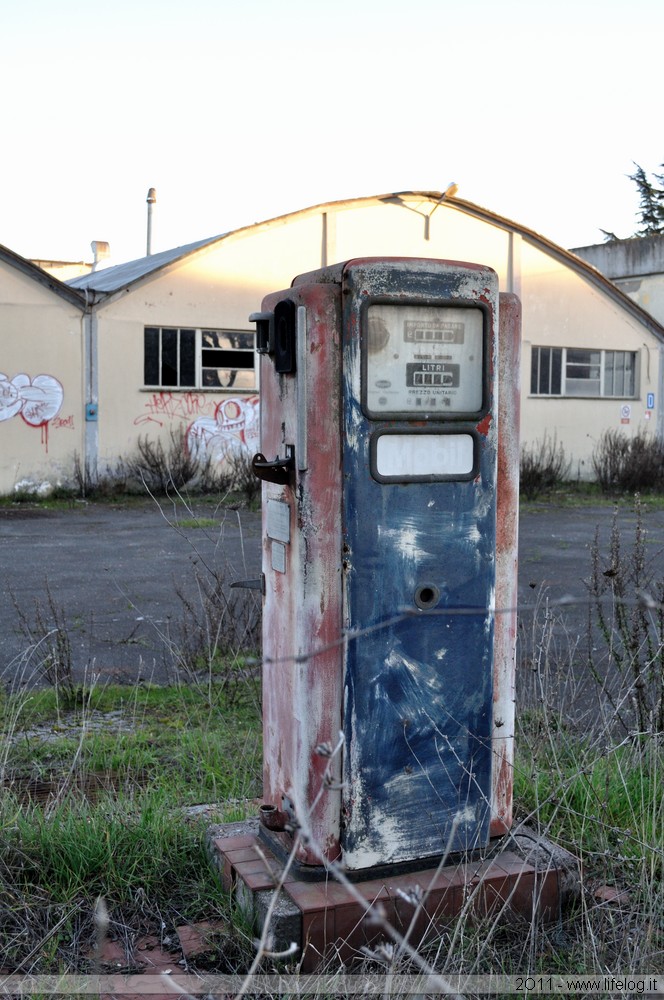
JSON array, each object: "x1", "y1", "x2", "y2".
[{"x1": 60, "y1": 190, "x2": 664, "y2": 342}]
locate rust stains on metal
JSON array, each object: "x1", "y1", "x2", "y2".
[{"x1": 491, "y1": 292, "x2": 522, "y2": 835}]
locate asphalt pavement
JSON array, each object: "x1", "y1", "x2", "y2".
[
  {"x1": 0, "y1": 498, "x2": 262, "y2": 688},
  {"x1": 2, "y1": 496, "x2": 664, "y2": 692}
]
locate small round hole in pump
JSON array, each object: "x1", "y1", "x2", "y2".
[{"x1": 414, "y1": 583, "x2": 440, "y2": 610}]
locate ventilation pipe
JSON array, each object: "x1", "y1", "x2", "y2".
[
  {"x1": 146, "y1": 187, "x2": 157, "y2": 256},
  {"x1": 90, "y1": 241, "x2": 110, "y2": 272}
]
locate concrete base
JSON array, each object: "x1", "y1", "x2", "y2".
[{"x1": 207, "y1": 820, "x2": 580, "y2": 972}]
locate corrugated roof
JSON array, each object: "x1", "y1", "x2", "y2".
[{"x1": 67, "y1": 234, "x2": 224, "y2": 294}]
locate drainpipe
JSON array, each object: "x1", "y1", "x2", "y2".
[
  {"x1": 83, "y1": 291, "x2": 99, "y2": 483},
  {"x1": 658, "y1": 346, "x2": 664, "y2": 443},
  {"x1": 507, "y1": 231, "x2": 522, "y2": 298}
]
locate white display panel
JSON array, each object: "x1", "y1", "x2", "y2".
[
  {"x1": 375, "y1": 433, "x2": 475, "y2": 478},
  {"x1": 365, "y1": 304, "x2": 484, "y2": 416}
]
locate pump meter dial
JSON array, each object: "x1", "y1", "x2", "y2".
[{"x1": 364, "y1": 304, "x2": 484, "y2": 417}]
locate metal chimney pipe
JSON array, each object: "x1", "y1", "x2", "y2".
[{"x1": 146, "y1": 188, "x2": 157, "y2": 256}]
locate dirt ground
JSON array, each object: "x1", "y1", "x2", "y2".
[{"x1": 2, "y1": 496, "x2": 664, "y2": 690}]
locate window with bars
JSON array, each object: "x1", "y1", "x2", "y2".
[
  {"x1": 144, "y1": 327, "x2": 256, "y2": 389},
  {"x1": 530, "y1": 347, "x2": 637, "y2": 398}
]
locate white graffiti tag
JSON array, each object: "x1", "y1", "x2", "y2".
[
  {"x1": 0, "y1": 373, "x2": 64, "y2": 426},
  {"x1": 187, "y1": 395, "x2": 260, "y2": 463}
]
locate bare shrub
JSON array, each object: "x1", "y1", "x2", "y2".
[
  {"x1": 170, "y1": 562, "x2": 261, "y2": 706},
  {"x1": 124, "y1": 427, "x2": 200, "y2": 494},
  {"x1": 520, "y1": 433, "x2": 571, "y2": 500},
  {"x1": 592, "y1": 428, "x2": 664, "y2": 494},
  {"x1": 194, "y1": 446, "x2": 259, "y2": 500},
  {"x1": 72, "y1": 452, "x2": 133, "y2": 499},
  {"x1": 71, "y1": 432, "x2": 260, "y2": 503},
  {"x1": 586, "y1": 496, "x2": 664, "y2": 736},
  {"x1": 11, "y1": 582, "x2": 87, "y2": 708},
  {"x1": 220, "y1": 448, "x2": 261, "y2": 505}
]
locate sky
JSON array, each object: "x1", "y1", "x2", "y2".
[{"x1": 2, "y1": 0, "x2": 663, "y2": 266}]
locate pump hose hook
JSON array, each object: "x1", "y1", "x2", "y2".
[{"x1": 251, "y1": 451, "x2": 294, "y2": 485}]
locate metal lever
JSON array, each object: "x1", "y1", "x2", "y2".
[
  {"x1": 251, "y1": 451, "x2": 294, "y2": 485},
  {"x1": 231, "y1": 575, "x2": 265, "y2": 595}
]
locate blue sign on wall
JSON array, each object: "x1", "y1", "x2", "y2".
[{"x1": 647, "y1": 392, "x2": 655, "y2": 410}]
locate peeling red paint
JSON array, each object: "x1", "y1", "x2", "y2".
[
  {"x1": 259, "y1": 280, "x2": 344, "y2": 866},
  {"x1": 476, "y1": 413, "x2": 493, "y2": 436},
  {"x1": 490, "y1": 751, "x2": 514, "y2": 835}
]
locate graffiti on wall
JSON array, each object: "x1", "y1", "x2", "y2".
[
  {"x1": 52, "y1": 414, "x2": 75, "y2": 430},
  {"x1": 0, "y1": 373, "x2": 64, "y2": 450},
  {"x1": 187, "y1": 395, "x2": 260, "y2": 462},
  {"x1": 133, "y1": 391, "x2": 260, "y2": 464},
  {"x1": 134, "y1": 391, "x2": 211, "y2": 427}
]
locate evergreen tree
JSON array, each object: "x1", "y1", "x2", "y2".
[{"x1": 628, "y1": 162, "x2": 664, "y2": 236}]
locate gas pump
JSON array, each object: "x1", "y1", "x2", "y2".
[{"x1": 250, "y1": 258, "x2": 520, "y2": 875}]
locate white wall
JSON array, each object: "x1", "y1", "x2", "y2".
[
  {"x1": 5, "y1": 195, "x2": 659, "y2": 491},
  {"x1": 89, "y1": 197, "x2": 659, "y2": 481},
  {"x1": 0, "y1": 262, "x2": 84, "y2": 494}
]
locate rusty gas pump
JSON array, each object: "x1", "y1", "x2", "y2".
[{"x1": 249, "y1": 258, "x2": 520, "y2": 873}]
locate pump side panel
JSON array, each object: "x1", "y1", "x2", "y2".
[
  {"x1": 340, "y1": 259, "x2": 498, "y2": 869},
  {"x1": 260, "y1": 282, "x2": 344, "y2": 864},
  {"x1": 491, "y1": 292, "x2": 521, "y2": 835}
]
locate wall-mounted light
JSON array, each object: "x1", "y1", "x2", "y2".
[
  {"x1": 424, "y1": 182, "x2": 458, "y2": 240},
  {"x1": 379, "y1": 187, "x2": 459, "y2": 241}
]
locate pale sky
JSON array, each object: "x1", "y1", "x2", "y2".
[{"x1": 2, "y1": 0, "x2": 662, "y2": 265}]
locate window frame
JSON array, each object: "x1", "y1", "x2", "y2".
[
  {"x1": 530, "y1": 346, "x2": 638, "y2": 399},
  {"x1": 144, "y1": 326, "x2": 257, "y2": 391}
]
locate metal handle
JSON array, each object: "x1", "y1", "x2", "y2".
[
  {"x1": 251, "y1": 451, "x2": 294, "y2": 485},
  {"x1": 231, "y1": 575, "x2": 265, "y2": 595}
]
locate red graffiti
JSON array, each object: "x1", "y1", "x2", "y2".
[
  {"x1": 134, "y1": 391, "x2": 213, "y2": 427},
  {"x1": 0, "y1": 373, "x2": 64, "y2": 453},
  {"x1": 52, "y1": 414, "x2": 75, "y2": 430}
]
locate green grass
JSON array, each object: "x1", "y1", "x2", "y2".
[
  {"x1": 1, "y1": 682, "x2": 261, "y2": 804},
  {"x1": 519, "y1": 480, "x2": 664, "y2": 511},
  {"x1": 5, "y1": 790, "x2": 213, "y2": 905},
  {"x1": 177, "y1": 516, "x2": 219, "y2": 529},
  {"x1": 2, "y1": 679, "x2": 663, "y2": 978},
  {"x1": 0, "y1": 680, "x2": 262, "y2": 971},
  {"x1": 515, "y1": 729, "x2": 663, "y2": 867}
]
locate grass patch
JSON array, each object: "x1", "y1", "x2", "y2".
[
  {"x1": 1, "y1": 683, "x2": 261, "y2": 804},
  {"x1": 520, "y1": 481, "x2": 664, "y2": 511},
  {"x1": 515, "y1": 726, "x2": 663, "y2": 868},
  {"x1": 0, "y1": 681, "x2": 261, "y2": 972},
  {"x1": 177, "y1": 516, "x2": 218, "y2": 529}
]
